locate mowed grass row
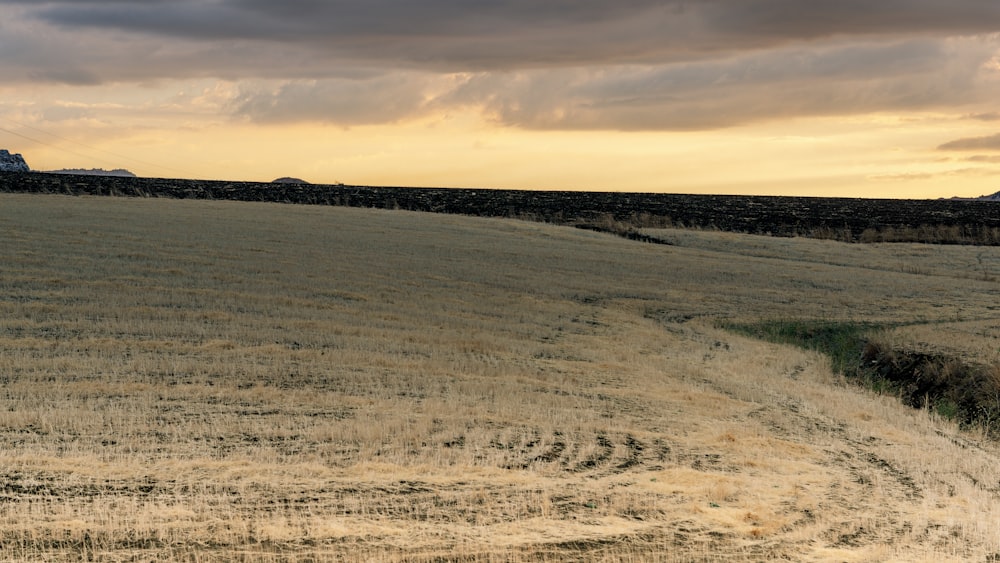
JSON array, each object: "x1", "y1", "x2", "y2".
[{"x1": 2, "y1": 193, "x2": 1000, "y2": 561}]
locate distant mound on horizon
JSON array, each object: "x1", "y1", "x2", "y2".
[
  {"x1": 46, "y1": 168, "x2": 137, "y2": 178},
  {"x1": 272, "y1": 177, "x2": 310, "y2": 185}
]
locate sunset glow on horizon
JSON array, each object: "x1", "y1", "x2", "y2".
[{"x1": 3, "y1": 2, "x2": 1000, "y2": 198}]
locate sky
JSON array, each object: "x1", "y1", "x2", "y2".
[{"x1": 2, "y1": 1, "x2": 1000, "y2": 198}]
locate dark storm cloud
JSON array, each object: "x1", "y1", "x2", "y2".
[
  {"x1": 704, "y1": 1, "x2": 1000, "y2": 39},
  {"x1": 436, "y1": 38, "x2": 993, "y2": 130},
  {"x1": 11, "y1": 0, "x2": 1000, "y2": 71},
  {"x1": 230, "y1": 75, "x2": 437, "y2": 125},
  {"x1": 12, "y1": 0, "x2": 671, "y2": 46},
  {"x1": 7, "y1": 0, "x2": 696, "y2": 74},
  {"x1": 28, "y1": 67, "x2": 102, "y2": 85},
  {"x1": 938, "y1": 133, "x2": 1000, "y2": 151},
  {"x1": 4, "y1": 0, "x2": 1000, "y2": 129}
]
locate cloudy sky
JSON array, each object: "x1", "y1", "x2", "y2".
[{"x1": 3, "y1": 1, "x2": 1000, "y2": 197}]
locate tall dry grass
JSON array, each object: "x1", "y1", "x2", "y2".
[{"x1": 1, "y1": 193, "x2": 1000, "y2": 560}]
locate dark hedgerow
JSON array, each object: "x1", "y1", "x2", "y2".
[
  {"x1": 4, "y1": 170, "x2": 1000, "y2": 245},
  {"x1": 859, "y1": 340, "x2": 1000, "y2": 432}
]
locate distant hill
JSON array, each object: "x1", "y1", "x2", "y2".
[
  {"x1": 272, "y1": 177, "x2": 310, "y2": 184},
  {"x1": 46, "y1": 168, "x2": 137, "y2": 178}
]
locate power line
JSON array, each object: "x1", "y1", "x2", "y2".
[
  {"x1": 0, "y1": 125, "x2": 119, "y2": 168},
  {"x1": 0, "y1": 117, "x2": 194, "y2": 178}
]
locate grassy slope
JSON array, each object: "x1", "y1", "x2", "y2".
[{"x1": 2, "y1": 193, "x2": 1000, "y2": 561}]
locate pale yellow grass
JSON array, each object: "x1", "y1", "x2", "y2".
[
  {"x1": 1, "y1": 193, "x2": 1000, "y2": 561},
  {"x1": 877, "y1": 320, "x2": 1000, "y2": 366}
]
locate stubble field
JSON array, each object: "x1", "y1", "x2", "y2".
[{"x1": 3, "y1": 193, "x2": 1000, "y2": 561}]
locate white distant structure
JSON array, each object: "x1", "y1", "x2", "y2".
[
  {"x1": 46, "y1": 168, "x2": 137, "y2": 177},
  {"x1": 0, "y1": 150, "x2": 30, "y2": 172}
]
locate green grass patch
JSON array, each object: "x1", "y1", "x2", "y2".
[
  {"x1": 720, "y1": 319, "x2": 885, "y2": 377},
  {"x1": 723, "y1": 319, "x2": 1000, "y2": 436}
]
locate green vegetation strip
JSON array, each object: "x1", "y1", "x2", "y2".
[
  {"x1": 721, "y1": 320, "x2": 1000, "y2": 436},
  {"x1": 721, "y1": 320, "x2": 883, "y2": 377}
]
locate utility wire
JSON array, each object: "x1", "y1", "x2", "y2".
[
  {"x1": 0, "y1": 117, "x2": 195, "y2": 178},
  {"x1": 0, "y1": 125, "x2": 118, "y2": 168}
]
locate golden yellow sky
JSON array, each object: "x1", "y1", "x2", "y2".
[{"x1": 3, "y1": 3, "x2": 1000, "y2": 198}]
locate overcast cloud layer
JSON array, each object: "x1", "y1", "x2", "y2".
[{"x1": 3, "y1": 0, "x2": 1000, "y2": 131}]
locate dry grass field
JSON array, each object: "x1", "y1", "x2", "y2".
[{"x1": 3, "y1": 193, "x2": 1000, "y2": 561}]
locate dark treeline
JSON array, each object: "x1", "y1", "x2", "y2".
[{"x1": 3, "y1": 171, "x2": 1000, "y2": 244}]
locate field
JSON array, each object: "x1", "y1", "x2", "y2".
[{"x1": 3, "y1": 192, "x2": 1000, "y2": 561}]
